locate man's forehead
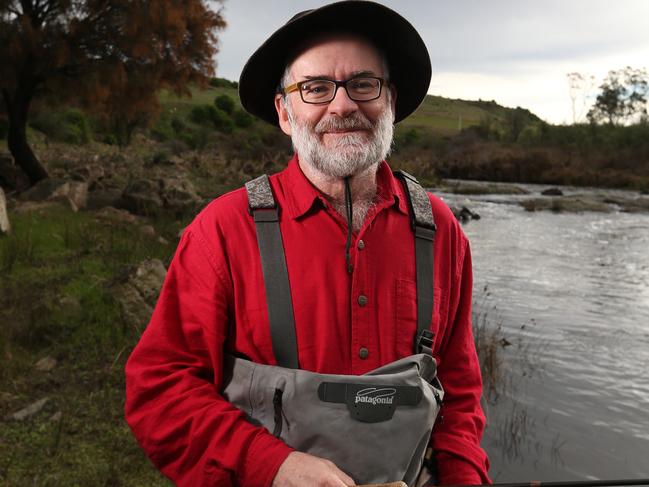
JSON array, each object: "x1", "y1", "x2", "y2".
[{"x1": 287, "y1": 32, "x2": 385, "y2": 75}]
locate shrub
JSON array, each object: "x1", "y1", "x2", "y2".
[
  {"x1": 233, "y1": 109, "x2": 253, "y2": 128},
  {"x1": 214, "y1": 94, "x2": 235, "y2": 114},
  {"x1": 30, "y1": 108, "x2": 92, "y2": 144}
]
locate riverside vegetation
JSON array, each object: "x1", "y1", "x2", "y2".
[{"x1": 0, "y1": 78, "x2": 647, "y2": 485}]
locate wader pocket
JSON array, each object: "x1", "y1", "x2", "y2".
[{"x1": 272, "y1": 388, "x2": 284, "y2": 436}]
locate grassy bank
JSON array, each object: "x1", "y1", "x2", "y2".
[{"x1": 0, "y1": 205, "x2": 175, "y2": 485}]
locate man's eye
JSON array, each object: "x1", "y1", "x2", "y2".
[{"x1": 302, "y1": 81, "x2": 332, "y2": 96}]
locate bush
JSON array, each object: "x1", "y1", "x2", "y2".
[
  {"x1": 214, "y1": 94, "x2": 235, "y2": 115},
  {"x1": 233, "y1": 109, "x2": 254, "y2": 128},
  {"x1": 209, "y1": 77, "x2": 238, "y2": 89},
  {"x1": 190, "y1": 105, "x2": 234, "y2": 134},
  {"x1": 30, "y1": 108, "x2": 92, "y2": 144}
]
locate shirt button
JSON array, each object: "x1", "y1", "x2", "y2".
[
  {"x1": 357, "y1": 239, "x2": 365, "y2": 250},
  {"x1": 357, "y1": 295, "x2": 368, "y2": 306},
  {"x1": 359, "y1": 347, "x2": 369, "y2": 359}
]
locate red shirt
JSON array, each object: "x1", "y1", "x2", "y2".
[{"x1": 125, "y1": 156, "x2": 490, "y2": 486}]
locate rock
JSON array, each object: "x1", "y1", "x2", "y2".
[
  {"x1": 7, "y1": 397, "x2": 49, "y2": 421},
  {"x1": 139, "y1": 224, "x2": 156, "y2": 237},
  {"x1": 121, "y1": 179, "x2": 163, "y2": 216},
  {"x1": 35, "y1": 356, "x2": 57, "y2": 372},
  {"x1": 541, "y1": 188, "x2": 564, "y2": 196},
  {"x1": 452, "y1": 206, "x2": 481, "y2": 223},
  {"x1": 121, "y1": 177, "x2": 201, "y2": 216},
  {"x1": 59, "y1": 295, "x2": 82, "y2": 315},
  {"x1": 50, "y1": 411, "x2": 63, "y2": 423},
  {"x1": 93, "y1": 206, "x2": 139, "y2": 224},
  {"x1": 13, "y1": 200, "x2": 68, "y2": 214},
  {"x1": 157, "y1": 236, "x2": 169, "y2": 245},
  {"x1": 114, "y1": 259, "x2": 167, "y2": 328},
  {"x1": 20, "y1": 178, "x2": 88, "y2": 211},
  {"x1": 0, "y1": 186, "x2": 10, "y2": 235},
  {"x1": 70, "y1": 164, "x2": 105, "y2": 186},
  {"x1": 160, "y1": 177, "x2": 200, "y2": 214},
  {"x1": 86, "y1": 188, "x2": 124, "y2": 210}
]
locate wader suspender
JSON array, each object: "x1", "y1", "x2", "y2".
[{"x1": 245, "y1": 171, "x2": 436, "y2": 368}]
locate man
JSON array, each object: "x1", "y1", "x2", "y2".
[{"x1": 125, "y1": 2, "x2": 490, "y2": 486}]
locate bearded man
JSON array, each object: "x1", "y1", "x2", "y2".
[{"x1": 125, "y1": 2, "x2": 490, "y2": 486}]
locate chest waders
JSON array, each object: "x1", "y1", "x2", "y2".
[{"x1": 222, "y1": 171, "x2": 443, "y2": 485}]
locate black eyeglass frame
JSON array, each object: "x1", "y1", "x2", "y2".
[{"x1": 281, "y1": 76, "x2": 386, "y2": 104}]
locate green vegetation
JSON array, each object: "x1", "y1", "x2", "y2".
[{"x1": 0, "y1": 205, "x2": 176, "y2": 485}]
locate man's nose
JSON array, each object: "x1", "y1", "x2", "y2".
[{"x1": 327, "y1": 85, "x2": 359, "y2": 117}]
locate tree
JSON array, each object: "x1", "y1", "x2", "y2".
[
  {"x1": 566, "y1": 72, "x2": 596, "y2": 124},
  {"x1": 587, "y1": 67, "x2": 648, "y2": 125},
  {"x1": 0, "y1": 0, "x2": 226, "y2": 186}
]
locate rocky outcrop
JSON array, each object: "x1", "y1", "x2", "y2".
[
  {"x1": 19, "y1": 178, "x2": 88, "y2": 212},
  {"x1": 113, "y1": 259, "x2": 167, "y2": 330},
  {"x1": 121, "y1": 177, "x2": 201, "y2": 216},
  {"x1": 0, "y1": 186, "x2": 10, "y2": 235}
]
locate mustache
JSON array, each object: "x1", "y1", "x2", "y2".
[{"x1": 315, "y1": 113, "x2": 374, "y2": 133}]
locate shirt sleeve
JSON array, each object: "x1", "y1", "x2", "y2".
[
  {"x1": 431, "y1": 238, "x2": 491, "y2": 485},
  {"x1": 124, "y1": 225, "x2": 293, "y2": 487}
]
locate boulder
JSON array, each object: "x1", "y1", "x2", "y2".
[
  {"x1": 121, "y1": 179, "x2": 163, "y2": 216},
  {"x1": 86, "y1": 187, "x2": 124, "y2": 210},
  {"x1": 20, "y1": 178, "x2": 88, "y2": 212},
  {"x1": 114, "y1": 259, "x2": 167, "y2": 329},
  {"x1": 0, "y1": 186, "x2": 10, "y2": 235},
  {"x1": 451, "y1": 205, "x2": 481, "y2": 223},
  {"x1": 70, "y1": 164, "x2": 105, "y2": 187},
  {"x1": 541, "y1": 188, "x2": 564, "y2": 196},
  {"x1": 121, "y1": 177, "x2": 201, "y2": 216},
  {"x1": 160, "y1": 177, "x2": 201, "y2": 214}
]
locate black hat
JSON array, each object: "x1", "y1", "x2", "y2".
[{"x1": 238, "y1": 1, "x2": 431, "y2": 126}]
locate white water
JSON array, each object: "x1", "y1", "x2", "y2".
[{"x1": 438, "y1": 184, "x2": 649, "y2": 481}]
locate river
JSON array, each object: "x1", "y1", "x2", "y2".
[{"x1": 437, "y1": 182, "x2": 649, "y2": 481}]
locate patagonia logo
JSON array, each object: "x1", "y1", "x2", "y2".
[{"x1": 354, "y1": 387, "x2": 396, "y2": 406}]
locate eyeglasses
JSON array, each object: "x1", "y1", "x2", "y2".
[{"x1": 281, "y1": 76, "x2": 385, "y2": 104}]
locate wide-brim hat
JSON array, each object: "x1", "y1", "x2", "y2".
[{"x1": 238, "y1": 1, "x2": 431, "y2": 126}]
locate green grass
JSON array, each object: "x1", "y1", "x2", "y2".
[{"x1": 0, "y1": 205, "x2": 179, "y2": 486}]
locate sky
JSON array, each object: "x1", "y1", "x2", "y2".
[{"x1": 212, "y1": 0, "x2": 649, "y2": 125}]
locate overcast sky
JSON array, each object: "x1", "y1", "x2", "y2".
[{"x1": 214, "y1": 1, "x2": 649, "y2": 125}]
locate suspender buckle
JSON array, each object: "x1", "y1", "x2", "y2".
[{"x1": 416, "y1": 329, "x2": 435, "y2": 355}]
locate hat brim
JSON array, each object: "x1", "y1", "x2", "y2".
[{"x1": 238, "y1": 1, "x2": 431, "y2": 126}]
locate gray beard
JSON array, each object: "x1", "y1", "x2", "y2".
[{"x1": 286, "y1": 104, "x2": 394, "y2": 179}]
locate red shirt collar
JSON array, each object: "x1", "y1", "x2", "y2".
[{"x1": 277, "y1": 154, "x2": 409, "y2": 220}]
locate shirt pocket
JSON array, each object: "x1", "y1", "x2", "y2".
[{"x1": 395, "y1": 279, "x2": 442, "y2": 358}]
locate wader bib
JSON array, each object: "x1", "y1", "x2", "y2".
[{"x1": 222, "y1": 171, "x2": 443, "y2": 485}]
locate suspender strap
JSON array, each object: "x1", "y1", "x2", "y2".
[
  {"x1": 245, "y1": 175, "x2": 299, "y2": 369},
  {"x1": 394, "y1": 170, "x2": 437, "y2": 356}
]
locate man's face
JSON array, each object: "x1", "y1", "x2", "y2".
[{"x1": 274, "y1": 34, "x2": 397, "y2": 178}]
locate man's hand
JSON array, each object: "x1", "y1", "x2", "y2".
[{"x1": 272, "y1": 451, "x2": 356, "y2": 487}]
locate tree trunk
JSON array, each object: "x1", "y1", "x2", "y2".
[{"x1": 2, "y1": 86, "x2": 49, "y2": 185}]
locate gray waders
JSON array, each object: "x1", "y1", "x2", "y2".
[{"x1": 222, "y1": 171, "x2": 443, "y2": 485}]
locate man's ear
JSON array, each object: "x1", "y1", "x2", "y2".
[
  {"x1": 389, "y1": 84, "x2": 397, "y2": 119},
  {"x1": 275, "y1": 94, "x2": 293, "y2": 136}
]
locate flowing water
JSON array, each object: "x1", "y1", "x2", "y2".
[{"x1": 437, "y1": 183, "x2": 649, "y2": 481}]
